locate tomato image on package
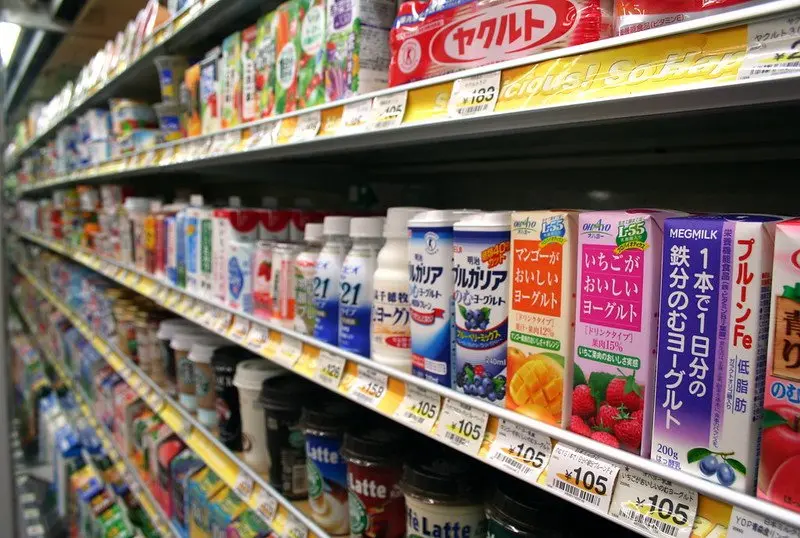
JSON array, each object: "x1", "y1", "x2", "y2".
[{"x1": 653, "y1": 215, "x2": 780, "y2": 494}]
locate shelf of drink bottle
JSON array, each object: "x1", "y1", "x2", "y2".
[
  {"x1": 14, "y1": 0, "x2": 800, "y2": 196},
  {"x1": 13, "y1": 228, "x2": 800, "y2": 538}
]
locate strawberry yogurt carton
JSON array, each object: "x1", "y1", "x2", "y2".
[
  {"x1": 573, "y1": 210, "x2": 676, "y2": 456},
  {"x1": 758, "y1": 218, "x2": 800, "y2": 512},
  {"x1": 653, "y1": 215, "x2": 781, "y2": 493}
]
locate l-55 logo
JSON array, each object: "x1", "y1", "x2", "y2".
[{"x1": 430, "y1": 0, "x2": 576, "y2": 65}]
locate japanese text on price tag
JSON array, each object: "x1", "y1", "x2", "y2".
[
  {"x1": 279, "y1": 336, "x2": 303, "y2": 367},
  {"x1": 340, "y1": 100, "x2": 372, "y2": 133},
  {"x1": 228, "y1": 316, "x2": 251, "y2": 342},
  {"x1": 348, "y1": 367, "x2": 388, "y2": 406},
  {"x1": 393, "y1": 384, "x2": 441, "y2": 433},
  {"x1": 234, "y1": 472, "x2": 255, "y2": 499},
  {"x1": 448, "y1": 71, "x2": 501, "y2": 118},
  {"x1": 739, "y1": 15, "x2": 800, "y2": 80},
  {"x1": 292, "y1": 110, "x2": 321, "y2": 142},
  {"x1": 546, "y1": 443, "x2": 620, "y2": 514},
  {"x1": 728, "y1": 507, "x2": 800, "y2": 538},
  {"x1": 370, "y1": 91, "x2": 407, "y2": 130},
  {"x1": 246, "y1": 325, "x2": 269, "y2": 351},
  {"x1": 255, "y1": 488, "x2": 279, "y2": 522},
  {"x1": 314, "y1": 351, "x2": 346, "y2": 389},
  {"x1": 487, "y1": 419, "x2": 552, "y2": 484},
  {"x1": 434, "y1": 398, "x2": 488, "y2": 456}
]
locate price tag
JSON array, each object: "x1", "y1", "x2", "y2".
[
  {"x1": 141, "y1": 150, "x2": 157, "y2": 167},
  {"x1": 292, "y1": 110, "x2": 321, "y2": 142},
  {"x1": 434, "y1": 398, "x2": 488, "y2": 456},
  {"x1": 145, "y1": 392, "x2": 165, "y2": 413},
  {"x1": 178, "y1": 418, "x2": 193, "y2": 440},
  {"x1": 199, "y1": 306, "x2": 216, "y2": 327},
  {"x1": 20, "y1": 493, "x2": 35, "y2": 505},
  {"x1": 313, "y1": 351, "x2": 346, "y2": 389},
  {"x1": 233, "y1": 472, "x2": 255, "y2": 499},
  {"x1": 13, "y1": 449, "x2": 23, "y2": 459},
  {"x1": 448, "y1": 71, "x2": 501, "y2": 118},
  {"x1": 728, "y1": 507, "x2": 800, "y2": 538},
  {"x1": 23, "y1": 508, "x2": 40, "y2": 520},
  {"x1": 165, "y1": 290, "x2": 181, "y2": 308},
  {"x1": 278, "y1": 336, "x2": 303, "y2": 367},
  {"x1": 340, "y1": 100, "x2": 372, "y2": 133},
  {"x1": 155, "y1": 285, "x2": 169, "y2": 304},
  {"x1": 284, "y1": 516, "x2": 308, "y2": 538},
  {"x1": 246, "y1": 324, "x2": 269, "y2": 351},
  {"x1": 255, "y1": 488, "x2": 279, "y2": 523},
  {"x1": 228, "y1": 316, "x2": 251, "y2": 342},
  {"x1": 393, "y1": 379, "x2": 443, "y2": 434},
  {"x1": 348, "y1": 367, "x2": 388, "y2": 406},
  {"x1": 210, "y1": 135, "x2": 226, "y2": 155},
  {"x1": 610, "y1": 467, "x2": 697, "y2": 538},
  {"x1": 176, "y1": 297, "x2": 194, "y2": 315},
  {"x1": 486, "y1": 419, "x2": 552, "y2": 484},
  {"x1": 215, "y1": 310, "x2": 233, "y2": 332},
  {"x1": 370, "y1": 91, "x2": 407, "y2": 130},
  {"x1": 160, "y1": 145, "x2": 176, "y2": 165},
  {"x1": 739, "y1": 15, "x2": 800, "y2": 80},
  {"x1": 129, "y1": 376, "x2": 144, "y2": 392},
  {"x1": 119, "y1": 365, "x2": 133, "y2": 380},
  {"x1": 546, "y1": 443, "x2": 620, "y2": 514}
]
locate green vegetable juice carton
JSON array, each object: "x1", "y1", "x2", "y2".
[
  {"x1": 256, "y1": 13, "x2": 277, "y2": 118},
  {"x1": 325, "y1": 0, "x2": 395, "y2": 101},
  {"x1": 241, "y1": 24, "x2": 259, "y2": 123},
  {"x1": 221, "y1": 32, "x2": 242, "y2": 129},
  {"x1": 654, "y1": 214, "x2": 781, "y2": 493},
  {"x1": 298, "y1": 0, "x2": 326, "y2": 108},
  {"x1": 758, "y1": 218, "x2": 800, "y2": 512},
  {"x1": 274, "y1": 0, "x2": 302, "y2": 115}
]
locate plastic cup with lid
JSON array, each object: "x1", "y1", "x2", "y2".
[
  {"x1": 156, "y1": 319, "x2": 202, "y2": 396},
  {"x1": 189, "y1": 337, "x2": 235, "y2": 428},
  {"x1": 170, "y1": 331, "x2": 227, "y2": 411}
]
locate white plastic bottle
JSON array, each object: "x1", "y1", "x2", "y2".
[
  {"x1": 294, "y1": 223, "x2": 324, "y2": 334},
  {"x1": 312, "y1": 216, "x2": 352, "y2": 344},
  {"x1": 339, "y1": 217, "x2": 385, "y2": 357},
  {"x1": 371, "y1": 207, "x2": 430, "y2": 372}
]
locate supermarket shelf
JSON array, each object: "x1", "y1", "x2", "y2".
[
  {"x1": 12, "y1": 256, "x2": 328, "y2": 538},
  {"x1": 15, "y1": 229, "x2": 800, "y2": 537},
  {"x1": 14, "y1": 0, "x2": 800, "y2": 194},
  {"x1": 15, "y1": 304, "x2": 181, "y2": 538}
]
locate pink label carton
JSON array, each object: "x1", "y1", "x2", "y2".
[
  {"x1": 654, "y1": 214, "x2": 780, "y2": 494},
  {"x1": 573, "y1": 210, "x2": 677, "y2": 456},
  {"x1": 758, "y1": 218, "x2": 800, "y2": 512}
]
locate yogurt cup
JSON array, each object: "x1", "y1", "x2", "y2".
[
  {"x1": 171, "y1": 331, "x2": 227, "y2": 411},
  {"x1": 156, "y1": 319, "x2": 201, "y2": 396},
  {"x1": 211, "y1": 346, "x2": 253, "y2": 451},
  {"x1": 154, "y1": 55, "x2": 189, "y2": 103},
  {"x1": 154, "y1": 102, "x2": 185, "y2": 142},
  {"x1": 233, "y1": 359, "x2": 286, "y2": 472},
  {"x1": 188, "y1": 339, "x2": 231, "y2": 428}
]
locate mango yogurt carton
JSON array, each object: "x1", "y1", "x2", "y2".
[
  {"x1": 507, "y1": 210, "x2": 579, "y2": 428},
  {"x1": 573, "y1": 209, "x2": 676, "y2": 455},
  {"x1": 758, "y1": 218, "x2": 800, "y2": 512},
  {"x1": 654, "y1": 214, "x2": 780, "y2": 493}
]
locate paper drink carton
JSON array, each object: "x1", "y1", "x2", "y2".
[
  {"x1": 298, "y1": 0, "x2": 326, "y2": 107},
  {"x1": 653, "y1": 214, "x2": 781, "y2": 493},
  {"x1": 222, "y1": 32, "x2": 242, "y2": 128},
  {"x1": 274, "y1": 0, "x2": 302, "y2": 114},
  {"x1": 256, "y1": 13, "x2": 277, "y2": 118},
  {"x1": 241, "y1": 25, "x2": 259, "y2": 123}
]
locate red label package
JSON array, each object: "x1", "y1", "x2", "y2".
[{"x1": 389, "y1": 0, "x2": 613, "y2": 86}]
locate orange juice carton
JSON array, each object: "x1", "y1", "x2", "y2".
[
  {"x1": 758, "y1": 218, "x2": 800, "y2": 511},
  {"x1": 507, "y1": 210, "x2": 580, "y2": 428},
  {"x1": 241, "y1": 25, "x2": 260, "y2": 123},
  {"x1": 222, "y1": 32, "x2": 242, "y2": 128},
  {"x1": 654, "y1": 215, "x2": 781, "y2": 493},
  {"x1": 274, "y1": 0, "x2": 302, "y2": 114},
  {"x1": 256, "y1": 12, "x2": 277, "y2": 118},
  {"x1": 574, "y1": 209, "x2": 677, "y2": 456}
]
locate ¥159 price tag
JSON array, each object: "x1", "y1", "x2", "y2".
[
  {"x1": 255, "y1": 488, "x2": 279, "y2": 523},
  {"x1": 246, "y1": 324, "x2": 270, "y2": 352},
  {"x1": 448, "y1": 71, "x2": 501, "y2": 118},
  {"x1": 486, "y1": 419, "x2": 552, "y2": 484},
  {"x1": 434, "y1": 398, "x2": 489, "y2": 456},
  {"x1": 348, "y1": 367, "x2": 388, "y2": 406},
  {"x1": 314, "y1": 351, "x2": 346, "y2": 389},
  {"x1": 728, "y1": 506, "x2": 800, "y2": 538},
  {"x1": 340, "y1": 100, "x2": 372, "y2": 133},
  {"x1": 610, "y1": 467, "x2": 697, "y2": 538},
  {"x1": 546, "y1": 443, "x2": 620, "y2": 514},
  {"x1": 228, "y1": 316, "x2": 251, "y2": 342},
  {"x1": 393, "y1": 384, "x2": 441, "y2": 433},
  {"x1": 370, "y1": 91, "x2": 408, "y2": 130},
  {"x1": 234, "y1": 472, "x2": 255, "y2": 499},
  {"x1": 279, "y1": 336, "x2": 303, "y2": 367},
  {"x1": 292, "y1": 110, "x2": 321, "y2": 142}
]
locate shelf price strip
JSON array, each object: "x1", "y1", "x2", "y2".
[
  {"x1": 728, "y1": 506, "x2": 800, "y2": 538},
  {"x1": 486, "y1": 418, "x2": 552, "y2": 484},
  {"x1": 347, "y1": 367, "x2": 388, "y2": 407},
  {"x1": 546, "y1": 443, "x2": 621, "y2": 514},
  {"x1": 434, "y1": 398, "x2": 489, "y2": 456},
  {"x1": 448, "y1": 71, "x2": 501, "y2": 118},
  {"x1": 393, "y1": 384, "x2": 441, "y2": 433},
  {"x1": 314, "y1": 350, "x2": 346, "y2": 389}
]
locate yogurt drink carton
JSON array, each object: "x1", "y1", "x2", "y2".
[
  {"x1": 212, "y1": 209, "x2": 259, "y2": 304},
  {"x1": 573, "y1": 209, "x2": 676, "y2": 454},
  {"x1": 758, "y1": 218, "x2": 800, "y2": 511},
  {"x1": 507, "y1": 210, "x2": 579, "y2": 428},
  {"x1": 654, "y1": 214, "x2": 780, "y2": 493}
]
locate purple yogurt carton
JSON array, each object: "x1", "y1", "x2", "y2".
[{"x1": 653, "y1": 214, "x2": 781, "y2": 493}]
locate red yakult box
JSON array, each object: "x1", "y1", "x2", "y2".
[{"x1": 389, "y1": 0, "x2": 613, "y2": 86}]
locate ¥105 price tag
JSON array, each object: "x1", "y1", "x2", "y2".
[
  {"x1": 246, "y1": 324, "x2": 269, "y2": 351},
  {"x1": 610, "y1": 467, "x2": 697, "y2": 538},
  {"x1": 448, "y1": 71, "x2": 501, "y2": 118},
  {"x1": 486, "y1": 418, "x2": 552, "y2": 484},
  {"x1": 314, "y1": 351, "x2": 346, "y2": 388},
  {"x1": 228, "y1": 316, "x2": 251, "y2": 342},
  {"x1": 234, "y1": 472, "x2": 255, "y2": 499},
  {"x1": 255, "y1": 488, "x2": 279, "y2": 523},
  {"x1": 348, "y1": 367, "x2": 388, "y2": 406},
  {"x1": 434, "y1": 398, "x2": 489, "y2": 456},
  {"x1": 279, "y1": 336, "x2": 303, "y2": 367},
  {"x1": 370, "y1": 91, "x2": 408, "y2": 130},
  {"x1": 292, "y1": 110, "x2": 322, "y2": 142},
  {"x1": 393, "y1": 384, "x2": 441, "y2": 433},
  {"x1": 728, "y1": 506, "x2": 800, "y2": 538},
  {"x1": 340, "y1": 100, "x2": 372, "y2": 133},
  {"x1": 546, "y1": 443, "x2": 620, "y2": 514}
]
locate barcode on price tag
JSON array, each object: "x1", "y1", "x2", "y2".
[
  {"x1": 234, "y1": 472, "x2": 255, "y2": 499},
  {"x1": 546, "y1": 443, "x2": 620, "y2": 514},
  {"x1": 448, "y1": 71, "x2": 501, "y2": 118},
  {"x1": 739, "y1": 16, "x2": 800, "y2": 80},
  {"x1": 486, "y1": 419, "x2": 551, "y2": 484},
  {"x1": 348, "y1": 367, "x2": 388, "y2": 406},
  {"x1": 246, "y1": 325, "x2": 269, "y2": 351},
  {"x1": 610, "y1": 467, "x2": 697, "y2": 538},
  {"x1": 728, "y1": 506, "x2": 800, "y2": 538},
  {"x1": 279, "y1": 336, "x2": 303, "y2": 367},
  {"x1": 434, "y1": 398, "x2": 488, "y2": 456},
  {"x1": 228, "y1": 316, "x2": 251, "y2": 342},
  {"x1": 393, "y1": 384, "x2": 441, "y2": 433},
  {"x1": 314, "y1": 351, "x2": 346, "y2": 388},
  {"x1": 370, "y1": 91, "x2": 407, "y2": 130},
  {"x1": 340, "y1": 100, "x2": 372, "y2": 133},
  {"x1": 255, "y1": 488, "x2": 279, "y2": 522},
  {"x1": 292, "y1": 110, "x2": 321, "y2": 142}
]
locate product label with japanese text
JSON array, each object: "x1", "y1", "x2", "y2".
[
  {"x1": 372, "y1": 280, "x2": 413, "y2": 356},
  {"x1": 339, "y1": 246, "x2": 380, "y2": 357},
  {"x1": 314, "y1": 243, "x2": 349, "y2": 345}
]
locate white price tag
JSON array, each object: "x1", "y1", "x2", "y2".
[
  {"x1": 278, "y1": 336, "x2": 303, "y2": 367},
  {"x1": 370, "y1": 91, "x2": 407, "y2": 130},
  {"x1": 23, "y1": 508, "x2": 39, "y2": 520},
  {"x1": 434, "y1": 398, "x2": 488, "y2": 456},
  {"x1": 340, "y1": 100, "x2": 372, "y2": 133},
  {"x1": 394, "y1": 384, "x2": 441, "y2": 433},
  {"x1": 234, "y1": 472, "x2": 255, "y2": 499},
  {"x1": 284, "y1": 516, "x2": 308, "y2": 538},
  {"x1": 129, "y1": 376, "x2": 144, "y2": 392},
  {"x1": 728, "y1": 507, "x2": 800, "y2": 538},
  {"x1": 610, "y1": 467, "x2": 697, "y2": 538},
  {"x1": 546, "y1": 443, "x2": 620, "y2": 514},
  {"x1": 255, "y1": 488, "x2": 279, "y2": 523},
  {"x1": 292, "y1": 110, "x2": 321, "y2": 142},
  {"x1": 486, "y1": 419, "x2": 552, "y2": 484},
  {"x1": 13, "y1": 449, "x2": 23, "y2": 459},
  {"x1": 226, "y1": 130, "x2": 242, "y2": 151},
  {"x1": 246, "y1": 324, "x2": 269, "y2": 351},
  {"x1": 141, "y1": 150, "x2": 157, "y2": 167},
  {"x1": 146, "y1": 392, "x2": 165, "y2": 413},
  {"x1": 199, "y1": 306, "x2": 215, "y2": 327},
  {"x1": 739, "y1": 15, "x2": 800, "y2": 80},
  {"x1": 178, "y1": 419, "x2": 193, "y2": 440},
  {"x1": 119, "y1": 365, "x2": 133, "y2": 380},
  {"x1": 314, "y1": 351, "x2": 346, "y2": 389},
  {"x1": 448, "y1": 71, "x2": 501, "y2": 118},
  {"x1": 228, "y1": 316, "x2": 251, "y2": 342},
  {"x1": 215, "y1": 310, "x2": 233, "y2": 332},
  {"x1": 160, "y1": 145, "x2": 176, "y2": 165},
  {"x1": 165, "y1": 290, "x2": 181, "y2": 308},
  {"x1": 155, "y1": 285, "x2": 169, "y2": 303},
  {"x1": 348, "y1": 367, "x2": 388, "y2": 406},
  {"x1": 247, "y1": 124, "x2": 269, "y2": 149},
  {"x1": 176, "y1": 297, "x2": 194, "y2": 315},
  {"x1": 210, "y1": 134, "x2": 227, "y2": 155},
  {"x1": 20, "y1": 493, "x2": 35, "y2": 504},
  {"x1": 26, "y1": 524, "x2": 45, "y2": 537}
]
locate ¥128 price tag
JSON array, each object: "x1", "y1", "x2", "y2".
[
  {"x1": 246, "y1": 325, "x2": 269, "y2": 352},
  {"x1": 728, "y1": 506, "x2": 800, "y2": 538},
  {"x1": 279, "y1": 336, "x2": 303, "y2": 367},
  {"x1": 434, "y1": 398, "x2": 489, "y2": 456},
  {"x1": 234, "y1": 472, "x2": 255, "y2": 499},
  {"x1": 340, "y1": 100, "x2": 372, "y2": 133},
  {"x1": 228, "y1": 316, "x2": 251, "y2": 342},
  {"x1": 314, "y1": 351, "x2": 346, "y2": 389},
  {"x1": 348, "y1": 367, "x2": 388, "y2": 406},
  {"x1": 448, "y1": 71, "x2": 501, "y2": 118},
  {"x1": 393, "y1": 384, "x2": 441, "y2": 433},
  {"x1": 292, "y1": 110, "x2": 321, "y2": 142},
  {"x1": 370, "y1": 91, "x2": 408, "y2": 130},
  {"x1": 610, "y1": 467, "x2": 697, "y2": 538},
  {"x1": 486, "y1": 418, "x2": 552, "y2": 484},
  {"x1": 255, "y1": 488, "x2": 279, "y2": 523},
  {"x1": 546, "y1": 443, "x2": 620, "y2": 514}
]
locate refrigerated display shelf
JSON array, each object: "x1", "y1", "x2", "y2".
[
  {"x1": 14, "y1": 229, "x2": 800, "y2": 538},
  {"x1": 15, "y1": 0, "x2": 800, "y2": 196},
  {"x1": 12, "y1": 259, "x2": 328, "y2": 538}
]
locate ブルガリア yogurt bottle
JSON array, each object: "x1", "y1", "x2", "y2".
[{"x1": 313, "y1": 216, "x2": 352, "y2": 344}]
